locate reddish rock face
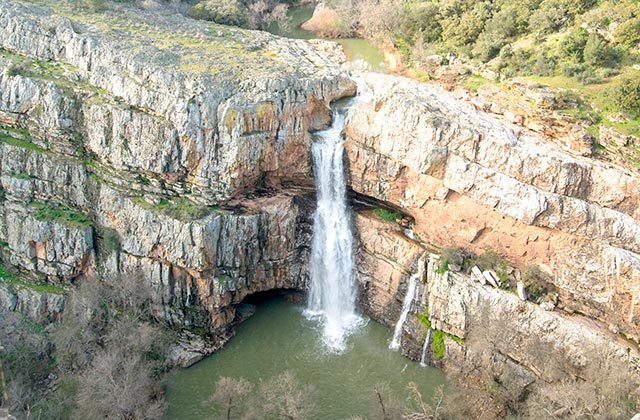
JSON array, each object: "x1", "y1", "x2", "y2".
[{"x1": 345, "y1": 73, "x2": 640, "y2": 343}]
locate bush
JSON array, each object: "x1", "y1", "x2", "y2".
[
  {"x1": 575, "y1": 66, "x2": 602, "y2": 84},
  {"x1": 583, "y1": 33, "x2": 622, "y2": 68},
  {"x1": 521, "y1": 265, "x2": 554, "y2": 301},
  {"x1": 560, "y1": 27, "x2": 588, "y2": 62},
  {"x1": 614, "y1": 17, "x2": 640, "y2": 48},
  {"x1": 466, "y1": 249, "x2": 512, "y2": 287},
  {"x1": 472, "y1": 9, "x2": 517, "y2": 61},
  {"x1": 614, "y1": 74, "x2": 640, "y2": 116},
  {"x1": 401, "y1": 2, "x2": 442, "y2": 44},
  {"x1": 191, "y1": 0, "x2": 247, "y2": 26}
]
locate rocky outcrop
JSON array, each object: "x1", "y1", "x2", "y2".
[
  {"x1": 346, "y1": 73, "x2": 640, "y2": 343},
  {"x1": 354, "y1": 210, "x2": 640, "y2": 388},
  {"x1": 0, "y1": 282, "x2": 65, "y2": 323},
  {"x1": 0, "y1": 0, "x2": 350, "y2": 338}
]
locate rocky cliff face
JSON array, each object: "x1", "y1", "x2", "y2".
[
  {"x1": 346, "y1": 73, "x2": 640, "y2": 345},
  {"x1": 354, "y1": 210, "x2": 640, "y2": 394},
  {"x1": 0, "y1": 0, "x2": 353, "y2": 344}
]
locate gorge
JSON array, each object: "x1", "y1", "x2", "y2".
[{"x1": 0, "y1": 0, "x2": 639, "y2": 418}]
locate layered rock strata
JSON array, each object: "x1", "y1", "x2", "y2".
[
  {"x1": 0, "y1": 0, "x2": 353, "y2": 335},
  {"x1": 355, "y1": 211, "x2": 640, "y2": 388},
  {"x1": 346, "y1": 73, "x2": 640, "y2": 343}
]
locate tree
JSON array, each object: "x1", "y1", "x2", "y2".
[
  {"x1": 256, "y1": 371, "x2": 316, "y2": 420},
  {"x1": 583, "y1": 33, "x2": 621, "y2": 68},
  {"x1": 614, "y1": 74, "x2": 640, "y2": 116},
  {"x1": 371, "y1": 382, "x2": 403, "y2": 420},
  {"x1": 191, "y1": 0, "x2": 248, "y2": 26},
  {"x1": 210, "y1": 377, "x2": 253, "y2": 420},
  {"x1": 73, "y1": 317, "x2": 168, "y2": 420}
]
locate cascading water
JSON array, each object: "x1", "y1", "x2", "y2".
[
  {"x1": 305, "y1": 92, "x2": 364, "y2": 352},
  {"x1": 420, "y1": 329, "x2": 432, "y2": 367},
  {"x1": 389, "y1": 273, "x2": 418, "y2": 350},
  {"x1": 390, "y1": 255, "x2": 425, "y2": 350}
]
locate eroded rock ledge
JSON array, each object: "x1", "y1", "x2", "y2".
[
  {"x1": 346, "y1": 73, "x2": 640, "y2": 344},
  {"x1": 0, "y1": 0, "x2": 353, "y2": 349}
]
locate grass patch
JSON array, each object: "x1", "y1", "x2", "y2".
[
  {"x1": 10, "y1": 172, "x2": 38, "y2": 181},
  {"x1": 417, "y1": 308, "x2": 431, "y2": 329},
  {"x1": 134, "y1": 197, "x2": 218, "y2": 221},
  {"x1": 431, "y1": 330, "x2": 464, "y2": 360},
  {"x1": 372, "y1": 208, "x2": 403, "y2": 223},
  {"x1": 0, "y1": 263, "x2": 66, "y2": 294},
  {"x1": 418, "y1": 308, "x2": 463, "y2": 359},
  {"x1": 462, "y1": 74, "x2": 499, "y2": 92},
  {"x1": 30, "y1": 202, "x2": 92, "y2": 228},
  {"x1": 0, "y1": 133, "x2": 46, "y2": 153},
  {"x1": 435, "y1": 259, "x2": 449, "y2": 275}
]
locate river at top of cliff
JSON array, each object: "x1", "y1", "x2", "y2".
[
  {"x1": 267, "y1": 5, "x2": 388, "y2": 73},
  {"x1": 166, "y1": 298, "x2": 446, "y2": 419}
]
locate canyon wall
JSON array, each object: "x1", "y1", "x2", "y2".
[
  {"x1": 0, "y1": 0, "x2": 352, "y2": 346},
  {"x1": 346, "y1": 73, "x2": 640, "y2": 345}
]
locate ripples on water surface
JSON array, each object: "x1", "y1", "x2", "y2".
[{"x1": 167, "y1": 299, "x2": 447, "y2": 419}]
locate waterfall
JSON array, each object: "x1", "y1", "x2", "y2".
[
  {"x1": 305, "y1": 95, "x2": 364, "y2": 352},
  {"x1": 389, "y1": 273, "x2": 419, "y2": 350},
  {"x1": 420, "y1": 329, "x2": 432, "y2": 367}
]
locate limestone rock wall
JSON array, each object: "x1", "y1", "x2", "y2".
[
  {"x1": 354, "y1": 211, "x2": 640, "y2": 385},
  {"x1": 346, "y1": 73, "x2": 640, "y2": 343},
  {"x1": 0, "y1": 0, "x2": 339, "y2": 335}
]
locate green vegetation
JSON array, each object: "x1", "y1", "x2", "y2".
[
  {"x1": 30, "y1": 202, "x2": 92, "y2": 228},
  {"x1": 417, "y1": 308, "x2": 463, "y2": 360},
  {"x1": 134, "y1": 197, "x2": 218, "y2": 221},
  {"x1": 522, "y1": 265, "x2": 555, "y2": 302},
  {"x1": 0, "y1": 132, "x2": 46, "y2": 153},
  {"x1": 0, "y1": 262, "x2": 66, "y2": 294},
  {"x1": 435, "y1": 258, "x2": 449, "y2": 275},
  {"x1": 10, "y1": 172, "x2": 37, "y2": 181},
  {"x1": 27, "y1": 1, "x2": 293, "y2": 79},
  {"x1": 436, "y1": 247, "x2": 466, "y2": 274},
  {"x1": 372, "y1": 207, "x2": 402, "y2": 223},
  {"x1": 614, "y1": 73, "x2": 640, "y2": 116},
  {"x1": 321, "y1": 0, "x2": 640, "y2": 145},
  {"x1": 192, "y1": 0, "x2": 247, "y2": 26},
  {"x1": 466, "y1": 248, "x2": 512, "y2": 288},
  {"x1": 95, "y1": 226, "x2": 121, "y2": 261}
]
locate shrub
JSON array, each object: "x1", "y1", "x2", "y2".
[
  {"x1": 437, "y1": 247, "x2": 466, "y2": 273},
  {"x1": 466, "y1": 249, "x2": 512, "y2": 287},
  {"x1": 583, "y1": 33, "x2": 622, "y2": 68},
  {"x1": 441, "y1": 2, "x2": 491, "y2": 49},
  {"x1": 560, "y1": 27, "x2": 588, "y2": 62},
  {"x1": 401, "y1": 2, "x2": 442, "y2": 43},
  {"x1": 521, "y1": 265, "x2": 554, "y2": 301},
  {"x1": 191, "y1": 0, "x2": 247, "y2": 26},
  {"x1": 614, "y1": 74, "x2": 640, "y2": 116},
  {"x1": 614, "y1": 17, "x2": 640, "y2": 48},
  {"x1": 575, "y1": 66, "x2": 602, "y2": 84},
  {"x1": 472, "y1": 9, "x2": 517, "y2": 61}
]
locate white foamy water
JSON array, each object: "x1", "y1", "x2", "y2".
[
  {"x1": 304, "y1": 96, "x2": 364, "y2": 352},
  {"x1": 389, "y1": 273, "x2": 418, "y2": 350},
  {"x1": 420, "y1": 328, "x2": 432, "y2": 367}
]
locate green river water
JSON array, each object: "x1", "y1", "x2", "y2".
[
  {"x1": 267, "y1": 5, "x2": 388, "y2": 72},
  {"x1": 167, "y1": 298, "x2": 447, "y2": 419}
]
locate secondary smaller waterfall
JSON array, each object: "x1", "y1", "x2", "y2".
[
  {"x1": 420, "y1": 329, "x2": 432, "y2": 367},
  {"x1": 389, "y1": 255, "x2": 426, "y2": 350}
]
